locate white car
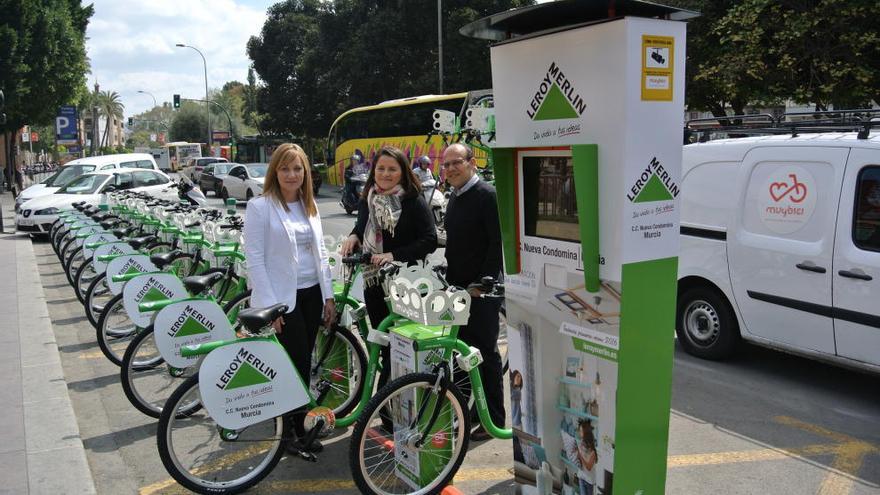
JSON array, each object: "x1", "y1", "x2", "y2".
[
  {"x1": 15, "y1": 153, "x2": 161, "y2": 212},
  {"x1": 183, "y1": 157, "x2": 228, "y2": 183},
  {"x1": 16, "y1": 169, "x2": 176, "y2": 235},
  {"x1": 220, "y1": 163, "x2": 266, "y2": 202}
]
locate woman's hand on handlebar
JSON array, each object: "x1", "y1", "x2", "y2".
[
  {"x1": 371, "y1": 252, "x2": 394, "y2": 266},
  {"x1": 272, "y1": 317, "x2": 283, "y2": 334},
  {"x1": 340, "y1": 234, "x2": 360, "y2": 256}
]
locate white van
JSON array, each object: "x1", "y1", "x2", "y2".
[
  {"x1": 14, "y1": 153, "x2": 160, "y2": 211},
  {"x1": 677, "y1": 130, "x2": 880, "y2": 373}
]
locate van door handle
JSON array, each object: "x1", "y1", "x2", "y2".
[
  {"x1": 796, "y1": 262, "x2": 826, "y2": 273},
  {"x1": 838, "y1": 269, "x2": 873, "y2": 281}
]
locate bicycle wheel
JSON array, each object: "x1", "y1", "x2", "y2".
[
  {"x1": 157, "y1": 374, "x2": 288, "y2": 494},
  {"x1": 121, "y1": 327, "x2": 195, "y2": 418},
  {"x1": 350, "y1": 372, "x2": 470, "y2": 495},
  {"x1": 222, "y1": 290, "x2": 251, "y2": 333},
  {"x1": 312, "y1": 325, "x2": 367, "y2": 419},
  {"x1": 96, "y1": 293, "x2": 139, "y2": 366},
  {"x1": 64, "y1": 246, "x2": 85, "y2": 287},
  {"x1": 74, "y1": 258, "x2": 99, "y2": 305},
  {"x1": 85, "y1": 272, "x2": 111, "y2": 329},
  {"x1": 58, "y1": 235, "x2": 77, "y2": 267}
]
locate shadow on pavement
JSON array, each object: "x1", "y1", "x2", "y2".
[{"x1": 67, "y1": 373, "x2": 119, "y2": 393}]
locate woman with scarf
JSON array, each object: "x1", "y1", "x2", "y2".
[{"x1": 340, "y1": 145, "x2": 437, "y2": 390}]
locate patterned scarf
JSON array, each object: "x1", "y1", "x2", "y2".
[{"x1": 363, "y1": 183, "x2": 405, "y2": 287}]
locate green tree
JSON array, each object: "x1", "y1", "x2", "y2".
[
  {"x1": 170, "y1": 103, "x2": 208, "y2": 143},
  {"x1": 246, "y1": 0, "x2": 534, "y2": 138},
  {"x1": 717, "y1": 0, "x2": 879, "y2": 111},
  {"x1": 668, "y1": 0, "x2": 879, "y2": 114},
  {"x1": 0, "y1": 0, "x2": 93, "y2": 177},
  {"x1": 98, "y1": 90, "x2": 124, "y2": 147}
]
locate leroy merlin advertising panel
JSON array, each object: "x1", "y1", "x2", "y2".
[{"x1": 491, "y1": 17, "x2": 685, "y2": 495}]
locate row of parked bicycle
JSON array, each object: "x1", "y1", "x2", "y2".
[{"x1": 47, "y1": 181, "x2": 509, "y2": 495}]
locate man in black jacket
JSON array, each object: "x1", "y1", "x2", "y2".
[{"x1": 442, "y1": 143, "x2": 505, "y2": 441}]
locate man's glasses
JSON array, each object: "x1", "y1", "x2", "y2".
[{"x1": 441, "y1": 158, "x2": 467, "y2": 169}]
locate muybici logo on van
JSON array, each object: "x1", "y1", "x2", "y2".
[
  {"x1": 758, "y1": 167, "x2": 816, "y2": 234},
  {"x1": 168, "y1": 304, "x2": 215, "y2": 338},
  {"x1": 627, "y1": 157, "x2": 679, "y2": 203},
  {"x1": 526, "y1": 62, "x2": 586, "y2": 121}
]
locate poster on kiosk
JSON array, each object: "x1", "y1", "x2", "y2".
[{"x1": 472, "y1": 2, "x2": 694, "y2": 493}]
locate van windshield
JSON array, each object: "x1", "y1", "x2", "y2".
[{"x1": 44, "y1": 164, "x2": 96, "y2": 187}]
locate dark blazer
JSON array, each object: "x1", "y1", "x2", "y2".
[{"x1": 351, "y1": 192, "x2": 437, "y2": 262}]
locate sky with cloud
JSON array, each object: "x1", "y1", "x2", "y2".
[{"x1": 86, "y1": 0, "x2": 274, "y2": 117}]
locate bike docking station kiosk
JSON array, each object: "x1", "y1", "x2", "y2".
[{"x1": 462, "y1": 1, "x2": 696, "y2": 493}]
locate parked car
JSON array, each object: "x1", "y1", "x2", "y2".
[
  {"x1": 677, "y1": 130, "x2": 880, "y2": 373},
  {"x1": 198, "y1": 162, "x2": 236, "y2": 197},
  {"x1": 14, "y1": 153, "x2": 160, "y2": 212},
  {"x1": 220, "y1": 163, "x2": 266, "y2": 202},
  {"x1": 16, "y1": 169, "x2": 175, "y2": 235},
  {"x1": 183, "y1": 157, "x2": 227, "y2": 183}
]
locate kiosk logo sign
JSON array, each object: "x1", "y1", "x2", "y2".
[
  {"x1": 526, "y1": 62, "x2": 586, "y2": 121},
  {"x1": 216, "y1": 347, "x2": 277, "y2": 391},
  {"x1": 627, "y1": 157, "x2": 679, "y2": 203},
  {"x1": 168, "y1": 304, "x2": 215, "y2": 338}
]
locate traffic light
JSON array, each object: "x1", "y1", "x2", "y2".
[
  {"x1": 173, "y1": 94, "x2": 180, "y2": 109},
  {"x1": 128, "y1": 117, "x2": 133, "y2": 126}
]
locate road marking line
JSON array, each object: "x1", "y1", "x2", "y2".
[{"x1": 775, "y1": 416, "x2": 880, "y2": 495}]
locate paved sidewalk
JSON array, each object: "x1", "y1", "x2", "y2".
[{"x1": 0, "y1": 192, "x2": 95, "y2": 494}]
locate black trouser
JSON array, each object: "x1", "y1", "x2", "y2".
[
  {"x1": 454, "y1": 296, "x2": 506, "y2": 428},
  {"x1": 277, "y1": 284, "x2": 323, "y2": 436},
  {"x1": 364, "y1": 284, "x2": 392, "y2": 392}
]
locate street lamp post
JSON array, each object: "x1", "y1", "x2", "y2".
[
  {"x1": 175, "y1": 43, "x2": 211, "y2": 149},
  {"x1": 136, "y1": 90, "x2": 158, "y2": 131}
]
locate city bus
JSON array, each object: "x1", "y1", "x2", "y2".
[
  {"x1": 324, "y1": 91, "x2": 491, "y2": 186},
  {"x1": 163, "y1": 142, "x2": 203, "y2": 172}
]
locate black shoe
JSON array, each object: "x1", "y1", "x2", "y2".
[
  {"x1": 470, "y1": 426, "x2": 492, "y2": 442},
  {"x1": 287, "y1": 437, "x2": 324, "y2": 454}
]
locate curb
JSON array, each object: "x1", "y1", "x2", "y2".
[{"x1": 15, "y1": 233, "x2": 97, "y2": 494}]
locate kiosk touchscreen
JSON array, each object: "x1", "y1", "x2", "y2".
[{"x1": 462, "y1": 1, "x2": 696, "y2": 493}]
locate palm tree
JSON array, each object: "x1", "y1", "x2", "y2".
[{"x1": 98, "y1": 90, "x2": 124, "y2": 148}]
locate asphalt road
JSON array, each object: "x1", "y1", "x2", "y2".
[{"x1": 31, "y1": 184, "x2": 880, "y2": 494}]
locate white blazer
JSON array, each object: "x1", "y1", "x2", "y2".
[{"x1": 243, "y1": 196, "x2": 333, "y2": 312}]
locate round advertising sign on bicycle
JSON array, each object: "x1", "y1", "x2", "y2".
[
  {"x1": 198, "y1": 340, "x2": 309, "y2": 430},
  {"x1": 153, "y1": 299, "x2": 235, "y2": 368},
  {"x1": 758, "y1": 166, "x2": 817, "y2": 234}
]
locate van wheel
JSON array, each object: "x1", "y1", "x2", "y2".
[
  {"x1": 676, "y1": 286, "x2": 740, "y2": 360},
  {"x1": 246, "y1": 189, "x2": 253, "y2": 201}
]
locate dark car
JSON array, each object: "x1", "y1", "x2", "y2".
[{"x1": 199, "y1": 162, "x2": 237, "y2": 196}]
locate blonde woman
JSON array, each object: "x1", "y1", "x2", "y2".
[{"x1": 243, "y1": 143, "x2": 335, "y2": 453}]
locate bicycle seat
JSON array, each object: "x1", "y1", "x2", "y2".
[
  {"x1": 100, "y1": 219, "x2": 120, "y2": 230},
  {"x1": 127, "y1": 235, "x2": 156, "y2": 250},
  {"x1": 182, "y1": 272, "x2": 224, "y2": 295},
  {"x1": 238, "y1": 303, "x2": 288, "y2": 333},
  {"x1": 113, "y1": 227, "x2": 135, "y2": 239},
  {"x1": 150, "y1": 250, "x2": 186, "y2": 269}
]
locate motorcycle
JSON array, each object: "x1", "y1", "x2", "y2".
[
  {"x1": 341, "y1": 167, "x2": 368, "y2": 215},
  {"x1": 421, "y1": 179, "x2": 448, "y2": 247},
  {"x1": 176, "y1": 176, "x2": 208, "y2": 206}
]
